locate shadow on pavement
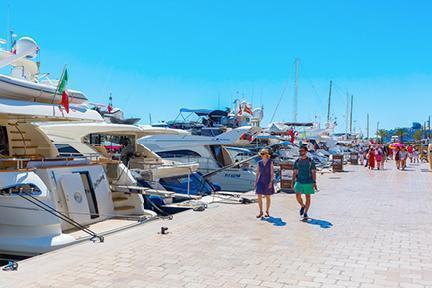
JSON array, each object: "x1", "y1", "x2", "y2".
[
  {"x1": 302, "y1": 218, "x2": 333, "y2": 229},
  {"x1": 261, "y1": 216, "x2": 287, "y2": 226}
]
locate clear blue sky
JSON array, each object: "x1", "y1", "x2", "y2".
[{"x1": 1, "y1": 0, "x2": 431, "y2": 133}]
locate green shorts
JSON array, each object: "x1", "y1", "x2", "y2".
[{"x1": 294, "y1": 182, "x2": 315, "y2": 195}]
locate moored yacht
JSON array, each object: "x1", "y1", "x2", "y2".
[
  {"x1": 139, "y1": 127, "x2": 258, "y2": 192},
  {"x1": 38, "y1": 122, "x2": 216, "y2": 212},
  {"x1": 0, "y1": 36, "x2": 155, "y2": 257}
]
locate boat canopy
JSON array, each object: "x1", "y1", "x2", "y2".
[
  {"x1": 179, "y1": 108, "x2": 213, "y2": 116},
  {"x1": 179, "y1": 108, "x2": 228, "y2": 118}
]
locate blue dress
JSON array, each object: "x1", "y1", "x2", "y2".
[{"x1": 256, "y1": 159, "x2": 275, "y2": 195}]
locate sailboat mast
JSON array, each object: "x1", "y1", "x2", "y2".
[
  {"x1": 345, "y1": 91, "x2": 349, "y2": 138},
  {"x1": 327, "y1": 80, "x2": 332, "y2": 123},
  {"x1": 293, "y1": 58, "x2": 300, "y2": 122},
  {"x1": 350, "y1": 94, "x2": 353, "y2": 133}
]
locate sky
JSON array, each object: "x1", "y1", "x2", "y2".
[{"x1": 0, "y1": 0, "x2": 431, "y2": 133}]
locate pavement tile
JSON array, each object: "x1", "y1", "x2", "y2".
[{"x1": 0, "y1": 163, "x2": 431, "y2": 288}]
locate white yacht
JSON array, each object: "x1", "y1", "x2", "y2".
[
  {"x1": 38, "y1": 122, "x2": 218, "y2": 213},
  {"x1": 38, "y1": 122, "x2": 214, "y2": 197},
  {"x1": 0, "y1": 37, "x2": 155, "y2": 257},
  {"x1": 139, "y1": 127, "x2": 258, "y2": 192}
]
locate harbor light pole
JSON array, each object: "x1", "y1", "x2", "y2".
[{"x1": 293, "y1": 58, "x2": 300, "y2": 122}]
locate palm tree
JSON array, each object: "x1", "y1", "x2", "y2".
[
  {"x1": 413, "y1": 130, "x2": 423, "y2": 142},
  {"x1": 376, "y1": 129, "x2": 388, "y2": 143},
  {"x1": 394, "y1": 128, "x2": 407, "y2": 143}
]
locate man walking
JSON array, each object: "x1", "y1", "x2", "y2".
[{"x1": 292, "y1": 145, "x2": 317, "y2": 219}]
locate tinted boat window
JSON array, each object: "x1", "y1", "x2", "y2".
[
  {"x1": 0, "y1": 183, "x2": 42, "y2": 195},
  {"x1": 55, "y1": 144, "x2": 83, "y2": 157},
  {"x1": 210, "y1": 145, "x2": 225, "y2": 167},
  {"x1": 157, "y1": 150, "x2": 201, "y2": 158},
  {"x1": 0, "y1": 126, "x2": 9, "y2": 156}
]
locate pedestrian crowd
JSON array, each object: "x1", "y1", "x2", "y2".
[{"x1": 359, "y1": 144, "x2": 420, "y2": 171}]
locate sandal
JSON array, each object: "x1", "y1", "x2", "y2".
[
  {"x1": 264, "y1": 212, "x2": 270, "y2": 218},
  {"x1": 256, "y1": 212, "x2": 263, "y2": 218}
]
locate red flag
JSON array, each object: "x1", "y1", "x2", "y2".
[
  {"x1": 238, "y1": 102, "x2": 242, "y2": 116},
  {"x1": 61, "y1": 90, "x2": 69, "y2": 113},
  {"x1": 108, "y1": 94, "x2": 113, "y2": 113},
  {"x1": 288, "y1": 128, "x2": 295, "y2": 144},
  {"x1": 244, "y1": 105, "x2": 253, "y2": 115},
  {"x1": 57, "y1": 68, "x2": 69, "y2": 113}
]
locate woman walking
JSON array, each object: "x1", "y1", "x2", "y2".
[
  {"x1": 255, "y1": 149, "x2": 275, "y2": 218},
  {"x1": 399, "y1": 147, "x2": 408, "y2": 170},
  {"x1": 395, "y1": 147, "x2": 401, "y2": 169}
]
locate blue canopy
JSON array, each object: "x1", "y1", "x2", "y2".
[
  {"x1": 179, "y1": 108, "x2": 228, "y2": 118},
  {"x1": 179, "y1": 108, "x2": 213, "y2": 116}
]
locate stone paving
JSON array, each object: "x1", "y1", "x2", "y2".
[{"x1": 1, "y1": 162, "x2": 432, "y2": 288}]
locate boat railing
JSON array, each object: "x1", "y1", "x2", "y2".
[{"x1": 0, "y1": 153, "x2": 103, "y2": 170}]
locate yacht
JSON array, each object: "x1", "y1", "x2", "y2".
[
  {"x1": 139, "y1": 127, "x2": 258, "y2": 192},
  {"x1": 38, "y1": 122, "x2": 216, "y2": 212},
  {"x1": 0, "y1": 37, "x2": 155, "y2": 257}
]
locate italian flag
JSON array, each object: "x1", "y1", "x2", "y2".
[{"x1": 58, "y1": 69, "x2": 69, "y2": 113}]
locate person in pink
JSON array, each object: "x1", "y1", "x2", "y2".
[
  {"x1": 407, "y1": 145, "x2": 414, "y2": 163},
  {"x1": 375, "y1": 147, "x2": 383, "y2": 170}
]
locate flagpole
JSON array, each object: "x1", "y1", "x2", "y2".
[{"x1": 51, "y1": 64, "x2": 67, "y2": 105}]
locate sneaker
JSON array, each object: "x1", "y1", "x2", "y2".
[
  {"x1": 299, "y1": 206, "x2": 305, "y2": 216},
  {"x1": 303, "y1": 212, "x2": 309, "y2": 219}
]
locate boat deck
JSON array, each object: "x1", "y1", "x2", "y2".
[{"x1": 1, "y1": 162, "x2": 432, "y2": 288}]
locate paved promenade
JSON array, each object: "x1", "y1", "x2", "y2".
[{"x1": 1, "y1": 162, "x2": 432, "y2": 288}]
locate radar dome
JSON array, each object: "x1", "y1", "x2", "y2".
[
  {"x1": 252, "y1": 108, "x2": 264, "y2": 121},
  {"x1": 14, "y1": 37, "x2": 39, "y2": 58}
]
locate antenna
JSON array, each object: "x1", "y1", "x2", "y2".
[
  {"x1": 6, "y1": 3, "x2": 10, "y2": 48},
  {"x1": 366, "y1": 113, "x2": 370, "y2": 139},
  {"x1": 293, "y1": 58, "x2": 300, "y2": 122},
  {"x1": 327, "y1": 80, "x2": 332, "y2": 123}
]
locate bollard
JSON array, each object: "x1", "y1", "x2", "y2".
[
  {"x1": 332, "y1": 154, "x2": 344, "y2": 172},
  {"x1": 161, "y1": 227, "x2": 169, "y2": 235},
  {"x1": 350, "y1": 152, "x2": 359, "y2": 165}
]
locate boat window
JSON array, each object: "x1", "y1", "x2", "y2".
[
  {"x1": 0, "y1": 126, "x2": 9, "y2": 156},
  {"x1": 156, "y1": 150, "x2": 201, "y2": 158},
  {"x1": 210, "y1": 145, "x2": 226, "y2": 167},
  {"x1": 55, "y1": 144, "x2": 83, "y2": 157},
  {"x1": 0, "y1": 183, "x2": 42, "y2": 196}
]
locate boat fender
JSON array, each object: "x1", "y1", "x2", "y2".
[
  {"x1": 193, "y1": 204, "x2": 207, "y2": 212},
  {"x1": 2, "y1": 261, "x2": 18, "y2": 271}
]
